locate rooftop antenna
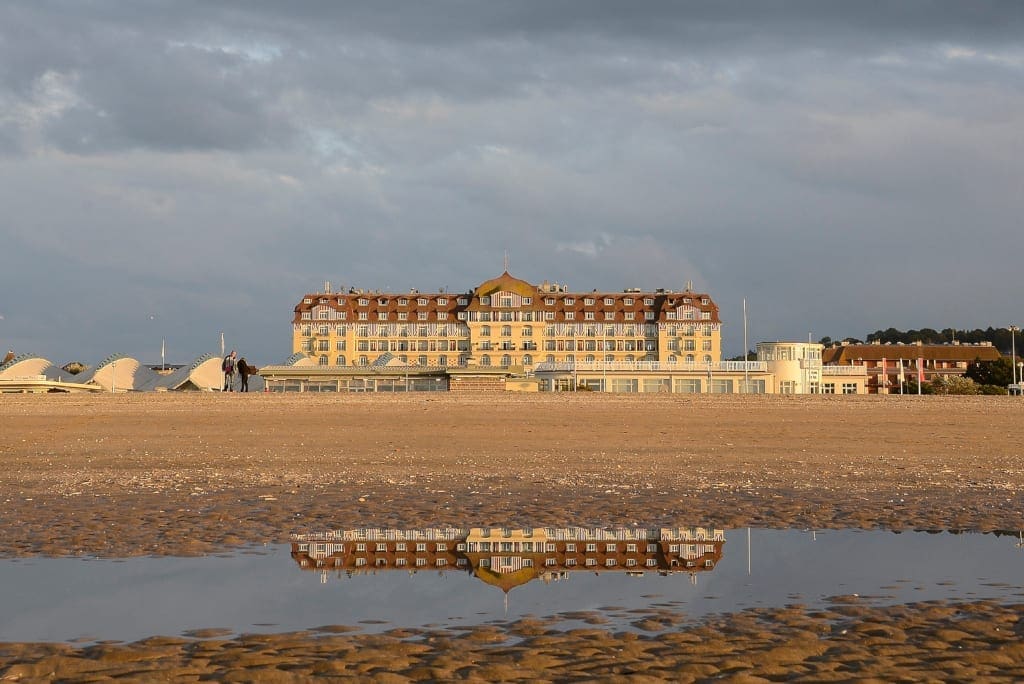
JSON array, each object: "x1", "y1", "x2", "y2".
[{"x1": 503, "y1": 251, "x2": 510, "y2": 272}]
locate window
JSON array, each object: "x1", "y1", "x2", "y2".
[
  {"x1": 377, "y1": 312, "x2": 388, "y2": 321},
  {"x1": 701, "y1": 298, "x2": 709, "y2": 305},
  {"x1": 397, "y1": 298, "x2": 408, "y2": 306},
  {"x1": 396, "y1": 543, "x2": 406, "y2": 552},
  {"x1": 416, "y1": 558, "x2": 427, "y2": 567},
  {"x1": 606, "y1": 543, "x2": 616, "y2": 553},
  {"x1": 564, "y1": 297, "x2": 575, "y2": 305},
  {"x1": 624, "y1": 298, "x2": 634, "y2": 305},
  {"x1": 301, "y1": 312, "x2": 311, "y2": 320},
  {"x1": 336, "y1": 355, "x2": 346, "y2": 365},
  {"x1": 566, "y1": 311, "x2": 575, "y2": 320},
  {"x1": 416, "y1": 543, "x2": 426, "y2": 552},
  {"x1": 644, "y1": 298, "x2": 654, "y2": 305},
  {"x1": 523, "y1": 297, "x2": 532, "y2": 305},
  {"x1": 701, "y1": 312, "x2": 711, "y2": 320},
  {"x1": 584, "y1": 298, "x2": 595, "y2": 305},
  {"x1": 645, "y1": 311, "x2": 655, "y2": 320},
  {"x1": 397, "y1": 312, "x2": 408, "y2": 321},
  {"x1": 842, "y1": 383, "x2": 858, "y2": 394},
  {"x1": 358, "y1": 312, "x2": 368, "y2": 320},
  {"x1": 626, "y1": 543, "x2": 637, "y2": 552},
  {"x1": 566, "y1": 543, "x2": 576, "y2": 552},
  {"x1": 358, "y1": 298, "x2": 369, "y2": 306},
  {"x1": 603, "y1": 312, "x2": 614, "y2": 321},
  {"x1": 438, "y1": 312, "x2": 448, "y2": 320},
  {"x1": 418, "y1": 311, "x2": 428, "y2": 321},
  {"x1": 702, "y1": 340, "x2": 713, "y2": 351},
  {"x1": 437, "y1": 543, "x2": 447, "y2": 552},
  {"x1": 318, "y1": 340, "x2": 330, "y2": 351},
  {"x1": 438, "y1": 297, "x2": 448, "y2": 306},
  {"x1": 480, "y1": 325, "x2": 491, "y2": 336},
  {"x1": 586, "y1": 543, "x2": 597, "y2": 552},
  {"x1": 303, "y1": 298, "x2": 312, "y2": 304},
  {"x1": 417, "y1": 298, "x2": 428, "y2": 306},
  {"x1": 396, "y1": 558, "x2": 407, "y2": 566},
  {"x1": 625, "y1": 312, "x2": 635, "y2": 320},
  {"x1": 356, "y1": 543, "x2": 366, "y2": 552},
  {"x1": 604, "y1": 297, "x2": 614, "y2": 305},
  {"x1": 822, "y1": 383, "x2": 836, "y2": 394},
  {"x1": 584, "y1": 312, "x2": 595, "y2": 320},
  {"x1": 544, "y1": 311, "x2": 555, "y2": 321},
  {"x1": 585, "y1": 558, "x2": 597, "y2": 567},
  {"x1": 480, "y1": 296, "x2": 490, "y2": 306},
  {"x1": 376, "y1": 543, "x2": 387, "y2": 552},
  {"x1": 545, "y1": 297, "x2": 555, "y2": 305}
]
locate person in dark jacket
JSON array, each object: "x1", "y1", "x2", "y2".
[{"x1": 237, "y1": 357, "x2": 251, "y2": 392}]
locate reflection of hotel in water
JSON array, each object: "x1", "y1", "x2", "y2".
[{"x1": 291, "y1": 527, "x2": 725, "y2": 589}]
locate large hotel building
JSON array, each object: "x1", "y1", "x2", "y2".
[
  {"x1": 292, "y1": 271, "x2": 722, "y2": 370},
  {"x1": 261, "y1": 271, "x2": 873, "y2": 393}
]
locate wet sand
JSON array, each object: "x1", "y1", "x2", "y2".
[{"x1": 2, "y1": 393, "x2": 1023, "y2": 680}]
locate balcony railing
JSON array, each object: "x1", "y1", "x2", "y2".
[
  {"x1": 821, "y1": 365, "x2": 867, "y2": 376},
  {"x1": 534, "y1": 361, "x2": 767, "y2": 373}
]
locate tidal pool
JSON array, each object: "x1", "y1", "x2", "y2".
[{"x1": 0, "y1": 528, "x2": 1021, "y2": 644}]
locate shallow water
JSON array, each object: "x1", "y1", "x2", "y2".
[{"x1": 1, "y1": 529, "x2": 1021, "y2": 644}]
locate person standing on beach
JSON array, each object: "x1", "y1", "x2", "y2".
[
  {"x1": 222, "y1": 350, "x2": 237, "y2": 391},
  {"x1": 237, "y1": 357, "x2": 251, "y2": 392}
]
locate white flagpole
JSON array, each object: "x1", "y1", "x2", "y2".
[
  {"x1": 161, "y1": 339, "x2": 166, "y2": 370},
  {"x1": 220, "y1": 332, "x2": 225, "y2": 358},
  {"x1": 742, "y1": 298, "x2": 748, "y2": 393}
]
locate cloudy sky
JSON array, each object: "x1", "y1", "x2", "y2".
[{"x1": 1, "y1": 1, "x2": 1022, "y2": 365}]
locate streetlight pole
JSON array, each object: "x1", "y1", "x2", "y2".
[{"x1": 1011, "y1": 325, "x2": 1020, "y2": 391}]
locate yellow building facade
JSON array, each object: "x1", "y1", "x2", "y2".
[{"x1": 292, "y1": 272, "x2": 722, "y2": 371}]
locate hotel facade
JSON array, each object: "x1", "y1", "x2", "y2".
[
  {"x1": 291, "y1": 272, "x2": 723, "y2": 370},
  {"x1": 262, "y1": 272, "x2": 870, "y2": 394}
]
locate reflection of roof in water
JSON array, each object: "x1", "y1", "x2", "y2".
[{"x1": 291, "y1": 526, "x2": 725, "y2": 592}]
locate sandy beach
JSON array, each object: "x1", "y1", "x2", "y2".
[{"x1": 2, "y1": 393, "x2": 1023, "y2": 680}]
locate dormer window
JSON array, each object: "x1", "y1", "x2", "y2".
[
  {"x1": 545, "y1": 298, "x2": 555, "y2": 305},
  {"x1": 523, "y1": 297, "x2": 532, "y2": 305},
  {"x1": 623, "y1": 298, "x2": 633, "y2": 306},
  {"x1": 438, "y1": 297, "x2": 448, "y2": 306},
  {"x1": 458, "y1": 297, "x2": 468, "y2": 305},
  {"x1": 564, "y1": 297, "x2": 575, "y2": 305},
  {"x1": 644, "y1": 298, "x2": 654, "y2": 305},
  {"x1": 303, "y1": 298, "x2": 312, "y2": 304},
  {"x1": 377, "y1": 298, "x2": 388, "y2": 306},
  {"x1": 417, "y1": 298, "x2": 428, "y2": 306},
  {"x1": 398, "y1": 298, "x2": 408, "y2": 306},
  {"x1": 604, "y1": 297, "x2": 614, "y2": 305},
  {"x1": 584, "y1": 298, "x2": 595, "y2": 306},
  {"x1": 701, "y1": 298, "x2": 710, "y2": 305},
  {"x1": 481, "y1": 296, "x2": 491, "y2": 305},
  {"x1": 358, "y1": 298, "x2": 369, "y2": 306}
]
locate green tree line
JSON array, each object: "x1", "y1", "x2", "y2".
[{"x1": 819, "y1": 326, "x2": 1021, "y2": 355}]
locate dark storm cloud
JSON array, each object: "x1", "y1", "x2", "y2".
[{"x1": 0, "y1": 1, "x2": 1022, "y2": 363}]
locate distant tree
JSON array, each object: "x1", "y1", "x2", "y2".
[
  {"x1": 929, "y1": 375, "x2": 979, "y2": 395},
  {"x1": 965, "y1": 357, "x2": 1014, "y2": 387},
  {"x1": 62, "y1": 361, "x2": 87, "y2": 375},
  {"x1": 818, "y1": 336, "x2": 833, "y2": 347}
]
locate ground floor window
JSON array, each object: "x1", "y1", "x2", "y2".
[
  {"x1": 674, "y1": 379, "x2": 701, "y2": 393},
  {"x1": 710, "y1": 379, "x2": 734, "y2": 394},
  {"x1": 822, "y1": 383, "x2": 836, "y2": 394},
  {"x1": 609, "y1": 378, "x2": 638, "y2": 393},
  {"x1": 842, "y1": 383, "x2": 858, "y2": 394},
  {"x1": 738, "y1": 379, "x2": 766, "y2": 394}
]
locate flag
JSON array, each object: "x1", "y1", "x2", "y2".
[
  {"x1": 918, "y1": 357, "x2": 924, "y2": 383},
  {"x1": 899, "y1": 359, "x2": 905, "y2": 384},
  {"x1": 880, "y1": 357, "x2": 887, "y2": 391}
]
